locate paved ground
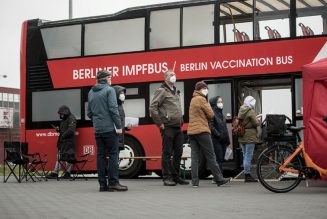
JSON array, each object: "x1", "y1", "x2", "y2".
[{"x1": 1, "y1": 177, "x2": 326, "y2": 219}]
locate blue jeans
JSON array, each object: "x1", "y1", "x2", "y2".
[
  {"x1": 240, "y1": 143, "x2": 255, "y2": 174},
  {"x1": 95, "y1": 131, "x2": 119, "y2": 186}
]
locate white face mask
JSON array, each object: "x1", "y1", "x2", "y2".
[
  {"x1": 119, "y1": 94, "x2": 125, "y2": 101},
  {"x1": 169, "y1": 75, "x2": 176, "y2": 84},
  {"x1": 201, "y1": 89, "x2": 208, "y2": 96},
  {"x1": 217, "y1": 103, "x2": 223, "y2": 109}
]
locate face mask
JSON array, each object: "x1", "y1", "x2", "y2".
[
  {"x1": 169, "y1": 75, "x2": 176, "y2": 83},
  {"x1": 119, "y1": 94, "x2": 125, "y2": 101},
  {"x1": 217, "y1": 103, "x2": 223, "y2": 109},
  {"x1": 201, "y1": 89, "x2": 208, "y2": 96}
]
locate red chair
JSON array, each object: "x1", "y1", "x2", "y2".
[
  {"x1": 233, "y1": 29, "x2": 243, "y2": 42},
  {"x1": 273, "y1": 29, "x2": 281, "y2": 38},
  {"x1": 265, "y1": 26, "x2": 275, "y2": 39},
  {"x1": 242, "y1": 32, "x2": 250, "y2": 41}
]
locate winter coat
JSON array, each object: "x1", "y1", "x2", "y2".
[
  {"x1": 209, "y1": 96, "x2": 230, "y2": 146},
  {"x1": 57, "y1": 105, "x2": 76, "y2": 161},
  {"x1": 113, "y1": 85, "x2": 128, "y2": 150},
  {"x1": 237, "y1": 104, "x2": 260, "y2": 144},
  {"x1": 87, "y1": 81, "x2": 122, "y2": 133},
  {"x1": 149, "y1": 82, "x2": 183, "y2": 127},
  {"x1": 187, "y1": 90, "x2": 214, "y2": 135}
]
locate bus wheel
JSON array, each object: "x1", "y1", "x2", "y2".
[{"x1": 119, "y1": 137, "x2": 143, "y2": 178}]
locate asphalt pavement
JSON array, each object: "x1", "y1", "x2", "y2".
[{"x1": 0, "y1": 177, "x2": 326, "y2": 219}]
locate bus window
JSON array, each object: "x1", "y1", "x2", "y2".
[
  {"x1": 207, "y1": 83, "x2": 232, "y2": 119},
  {"x1": 219, "y1": 1, "x2": 253, "y2": 43},
  {"x1": 255, "y1": 0, "x2": 290, "y2": 40},
  {"x1": 150, "y1": 8, "x2": 180, "y2": 49},
  {"x1": 41, "y1": 25, "x2": 81, "y2": 59},
  {"x1": 149, "y1": 82, "x2": 185, "y2": 115},
  {"x1": 125, "y1": 88, "x2": 139, "y2": 96},
  {"x1": 84, "y1": 102, "x2": 90, "y2": 120},
  {"x1": 32, "y1": 89, "x2": 81, "y2": 122},
  {"x1": 124, "y1": 99, "x2": 145, "y2": 118},
  {"x1": 182, "y1": 4, "x2": 214, "y2": 46},
  {"x1": 295, "y1": 78, "x2": 303, "y2": 117},
  {"x1": 85, "y1": 18, "x2": 145, "y2": 55},
  {"x1": 261, "y1": 89, "x2": 292, "y2": 122},
  {"x1": 296, "y1": 0, "x2": 326, "y2": 36}
]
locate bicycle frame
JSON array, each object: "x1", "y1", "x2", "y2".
[{"x1": 279, "y1": 142, "x2": 327, "y2": 177}]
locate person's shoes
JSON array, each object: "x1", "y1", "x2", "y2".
[
  {"x1": 192, "y1": 184, "x2": 199, "y2": 188},
  {"x1": 244, "y1": 174, "x2": 258, "y2": 183},
  {"x1": 62, "y1": 172, "x2": 71, "y2": 179},
  {"x1": 216, "y1": 177, "x2": 231, "y2": 186},
  {"x1": 46, "y1": 172, "x2": 58, "y2": 179},
  {"x1": 163, "y1": 179, "x2": 177, "y2": 186},
  {"x1": 99, "y1": 185, "x2": 108, "y2": 192},
  {"x1": 108, "y1": 183, "x2": 128, "y2": 192},
  {"x1": 174, "y1": 178, "x2": 189, "y2": 185}
]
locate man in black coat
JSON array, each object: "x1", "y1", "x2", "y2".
[{"x1": 47, "y1": 105, "x2": 76, "y2": 179}]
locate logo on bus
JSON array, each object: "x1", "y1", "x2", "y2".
[{"x1": 83, "y1": 145, "x2": 95, "y2": 155}]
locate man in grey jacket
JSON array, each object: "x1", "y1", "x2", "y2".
[
  {"x1": 149, "y1": 70, "x2": 189, "y2": 186},
  {"x1": 87, "y1": 70, "x2": 128, "y2": 192}
]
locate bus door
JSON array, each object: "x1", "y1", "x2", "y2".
[{"x1": 237, "y1": 77, "x2": 293, "y2": 167}]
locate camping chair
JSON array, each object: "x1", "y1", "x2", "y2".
[
  {"x1": 22, "y1": 149, "x2": 48, "y2": 181},
  {"x1": 3, "y1": 142, "x2": 31, "y2": 183},
  {"x1": 58, "y1": 152, "x2": 90, "y2": 181}
]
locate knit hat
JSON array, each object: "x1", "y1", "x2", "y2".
[
  {"x1": 195, "y1": 81, "x2": 208, "y2": 90},
  {"x1": 96, "y1": 70, "x2": 111, "y2": 79}
]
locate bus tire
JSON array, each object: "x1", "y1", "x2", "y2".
[{"x1": 119, "y1": 137, "x2": 144, "y2": 178}]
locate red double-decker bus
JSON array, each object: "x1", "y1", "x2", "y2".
[{"x1": 21, "y1": 0, "x2": 327, "y2": 178}]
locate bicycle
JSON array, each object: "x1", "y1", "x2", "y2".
[{"x1": 256, "y1": 117, "x2": 327, "y2": 193}]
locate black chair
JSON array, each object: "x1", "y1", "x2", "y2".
[
  {"x1": 3, "y1": 142, "x2": 48, "y2": 183},
  {"x1": 58, "y1": 152, "x2": 90, "y2": 181},
  {"x1": 4, "y1": 142, "x2": 30, "y2": 183}
]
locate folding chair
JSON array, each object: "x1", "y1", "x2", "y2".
[
  {"x1": 58, "y1": 152, "x2": 90, "y2": 181},
  {"x1": 3, "y1": 142, "x2": 30, "y2": 183},
  {"x1": 21, "y1": 143, "x2": 48, "y2": 182}
]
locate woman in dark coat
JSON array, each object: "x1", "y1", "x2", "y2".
[
  {"x1": 47, "y1": 105, "x2": 76, "y2": 179},
  {"x1": 209, "y1": 96, "x2": 230, "y2": 173},
  {"x1": 113, "y1": 85, "x2": 130, "y2": 150}
]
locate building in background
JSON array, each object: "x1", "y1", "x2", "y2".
[{"x1": 0, "y1": 87, "x2": 20, "y2": 163}]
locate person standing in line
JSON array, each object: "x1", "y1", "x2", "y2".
[
  {"x1": 47, "y1": 105, "x2": 76, "y2": 179},
  {"x1": 187, "y1": 81, "x2": 230, "y2": 188},
  {"x1": 87, "y1": 70, "x2": 128, "y2": 192},
  {"x1": 209, "y1": 96, "x2": 230, "y2": 176},
  {"x1": 149, "y1": 70, "x2": 189, "y2": 186},
  {"x1": 238, "y1": 95, "x2": 260, "y2": 182},
  {"x1": 112, "y1": 85, "x2": 132, "y2": 150}
]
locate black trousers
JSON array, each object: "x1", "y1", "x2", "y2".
[{"x1": 161, "y1": 127, "x2": 184, "y2": 180}]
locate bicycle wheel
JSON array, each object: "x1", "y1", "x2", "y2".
[{"x1": 257, "y1": 144, "x2": 303, "y2": 193}]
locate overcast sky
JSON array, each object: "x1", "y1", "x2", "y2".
[{"x1": 0, "y1": 0, "x2": 186, "y2": 89}]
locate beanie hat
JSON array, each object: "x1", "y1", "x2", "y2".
[
  {"x1": 96, "y1": 70, "x2": 111, "y2": 79},
  {"x1": 195, "y1": 81, "x2": 208, "y2": 90}
]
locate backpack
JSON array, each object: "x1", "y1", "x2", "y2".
[{"x1": 232, "y1": 116, "x2": 245, "y2": 137}]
